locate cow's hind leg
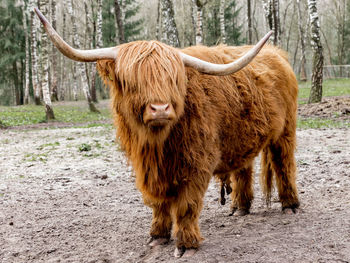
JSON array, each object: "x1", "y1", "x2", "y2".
[
  {"x1": 269, "y1": 128, "x2": 300, "y2": 212},
  {"x1": 229, "y1": 163, "x2": 254, "y2": 216},
  {"x1": 146, "y1": 201, "x2": 172, "y2": 246}
]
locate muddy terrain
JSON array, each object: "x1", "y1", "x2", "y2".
[{"x1": 0, "y1": 102, "x2": 349, "y2": 262}]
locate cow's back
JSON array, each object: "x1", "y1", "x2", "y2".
[{"x1": 181, "y1": 45, "x2": 298, "y2": 174}]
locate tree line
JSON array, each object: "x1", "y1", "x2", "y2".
[{"x1": 0, "y1": 0, "x2": 349, "y2": 119}]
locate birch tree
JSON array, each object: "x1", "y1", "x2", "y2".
[
  {"x1": 297, "y1": 0, "x2": 307, "y2": 81},
  {"x1": 30, "y1": 0, "x2": 41, "y2": 105},
  {"x1": 60, "y1": 0, "x2": 67, "y2": 100},
  {"x1": 160, "y1": 0, "x2": 180, "y2": 47},
  {"x1": 308, "y1": 0, "x2": 323, "y2": 103},
  {"x1": 39, "y1": 0, "x2": 55, "y2": 120},
  {"x1": 50, "y1": 0, "x2": 58, "y2": 101},
  {"x1": 262, "y1": 0, "x2": 280, "y2": 46},
  {"x1": 247, "y1": 0, "x2": 253, "y2": 44},
  {"x1": 23, "y1": 0, "x2": 30, "y2": 104},
  {"x1": 88, "y1": 0, "x2": 101, "y2": 103},
  {"x1": 97, "y1": 0, "x2": 103, "y2": 49},
  {"x1": 219, "y1": 0, "x2": 226, "y2": 43},
  {"x1": 68, "y1": 0, "x2": 100, "y2": 112},
  {"x1": 194, "y1": 0, "x2": 206, "y2": 45},
  {"x1": 156, "y1": 0, "x2": 161, "y2": 40}
]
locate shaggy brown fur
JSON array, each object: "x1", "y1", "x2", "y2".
[{"x1": 97, "y1": 41, "x2": 299, "y2": 251}]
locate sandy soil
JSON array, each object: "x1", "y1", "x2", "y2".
[{"x1": 0, "y1": 123, "x2": 349, "y2": 263}]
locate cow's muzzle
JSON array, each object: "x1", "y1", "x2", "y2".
[{"x1": 143, "y1": 103, "x2": 176, "y2": 127}]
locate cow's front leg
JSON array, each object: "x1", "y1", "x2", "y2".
[
  {"x1": 145, "y1": 199, "x2": 172, "y2": 247},
  {"x1": 170, "y1": 176, "x2": 209, "y2": 257}
]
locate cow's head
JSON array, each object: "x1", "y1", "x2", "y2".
[{"x1": 35, "y1": 8, "x2": 272, "y2": 143}]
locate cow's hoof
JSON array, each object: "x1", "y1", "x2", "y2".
[
  {"x1": 174, "y1": 246, "x2": 185, "y2": 258},
  {"x1": 229, "y1": 208, "x2": 249, "y2": 216},
  {"x1": 148, "y1": 237, "x2": 169, "y2": 247},
  {"x1": 235, "y1": 209, "x2": 250, "y2": 216},
  {"x1": 174, "y1": 247, "x2": 197, "y2": 258},
  {"x1": 282, "y1": 207, "x2": 298, "y2": 214}
]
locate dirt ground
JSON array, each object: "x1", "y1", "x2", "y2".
[
  {"x1": 298, "y1": 96, "x2": 350, "y2": 120},
  {"x1": 1, "y1": 101, "x2": 350, "y2": 262}
]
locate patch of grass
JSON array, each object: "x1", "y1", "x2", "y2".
[
  {"x1": 297, "y1": 117, "x2": 350, "y2": 129},
  {"x1": 298, "y1": 78, "x2": 350, "y2": 102},
  {"x1": 83, "y1": 153, "x2": 101, "y2": 158},
  {"x1": 78, "y1": 143, "x2": 92, "y2": 152},
  {"x1": 1, "y1": 139, "x2": 10, "y2": 144},
  {"x1": 23, "y1": 152, "x2": 48, "y2": 162},
  {"x1": 0, "y1": 100, "x2": 111, "y2": 127},
  {"x1": 37, "y1": 141, "x2": 60, "y2": 150}
]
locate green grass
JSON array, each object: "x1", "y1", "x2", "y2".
[
  {"x1": 1, "y1": 80, "x2": 349, "y2": 130},
  {"x1": 298, "y1": 78, "x2": 350, "y2": 103},
  {"x1": 0, "y1": 101, "x2": 111, "y2": 127},
  {"x1": 297, "y1": 118, "x2": 350, "y2": 129}
]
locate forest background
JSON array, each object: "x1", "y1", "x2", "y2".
[{"x1": 0, "y1": 0, "x2": 349, "y2": 118}]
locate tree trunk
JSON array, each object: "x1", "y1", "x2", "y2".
[
  {"x1": 23, "y1": 0, "x2": 30, "y2": 104},
  {"x1": 195, "y1": 0, "x2": 205, "y2": 45},
  {"x1": 247, "y1": 0, "x2": 252, "y2": 44},
  {"x1": 272, "y1": 0, "x2": 281, "y2": 46},
  {"x1": 30, "y1": 0, "x2": 41, "y2": 105},
  {"x1": 114, "y1": 0, "x2": 125, "y2": 44},
  {"x1": 69, "y1": 0, "x2": 100, "y2": 112},
  {"x1": 84, "y1": 0, "x2": 97, "y2": 103},
  {"x1": 59, "y1": 0, "x2": 67, "y2": 101},
  {"x1": 297, "y1": 0, "x2": 307, "y2": 81},
  {"x1": 91, "y1": 0, "x2": 104, "y2": 103},
  {"x1": 50, "y1": 0, "x2": 59, "y2": 101},
  {"x1": 219, "y1": 0, "x2": 226, "y2": 44},
  {"x1": 156, "y1": 0, "x2": 161, "y2": 40},
  {"x1": 97, "y1": 0, "x2": 103, "y2": 48},
  {"x1": 308, "y1": 0, "x2": 323, "y2": 103},
  {"x1": 13, "y1": 61, "x2": 21, "y2": 106},
  {"x1": 263, "y1": 0, "x2": 280, "y2": 46},
  {"x1": 39, "y1": 0, "x2": 55, "y2": 120},
  {"x1": 160, "y1": 0, "x2": 180, "y2": 47}
]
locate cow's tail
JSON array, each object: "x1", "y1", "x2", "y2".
[{"x1": 260, "y1": 147, "x2": 274, "y2": 207}]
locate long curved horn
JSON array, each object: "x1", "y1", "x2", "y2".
[
  {"x1": 180, "y1": 31, "x2": 273, "y2": 76},
  {"x1": 34, "y1": 8, "x2": 118, "y2": 62}
]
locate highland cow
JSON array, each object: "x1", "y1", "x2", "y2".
[{"x1": 35, "y1": 8, "x2": 300, "y2": 258}]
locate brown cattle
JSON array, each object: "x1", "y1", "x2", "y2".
[{"x1": 35, "y1": 8, "x2": 300, "y2": 258}]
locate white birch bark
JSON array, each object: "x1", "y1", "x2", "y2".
[
  {"x1": 97, "y1": 0, "x2": 103, "y2": 49},
  {"x1": 39, "y1": 0, "x2": 55, "y2": 119},
  {"x1": 307, "y1": 0, "x2": 323, "y2": 103},
  {"x1": 160, "y1": 0, "x2": 180, "y2": 47},
  {"x1": 60, "y1": 0, "x2": 67, "y2": 100},
  {"x1": 194, "y1": 0, "x2": 204, "y2": 45},
  {"x1": 50, "y1": 0, "x2": 58, "y2": 101},
  {"x1": 156, "y1": 0, "x2": 161, "y2": 40},
  {"x1": 219, "y1": 0, "x2": 226, "y2": 44},
  {"x1": 68, "y1": 0, "x2": 99, "y2": 112},
  {"x1": 190, "y1": 0, "x2": 196, "y2": 45},
  {"x1": 30, "y1": 0, "x2": 41, "y2": 105},
  {"x1": 67, "y1": 0, "x2": 78, "y2": 101},
  {"x1": 23, "y1": 0, "x2": 30, "y2": 104}
]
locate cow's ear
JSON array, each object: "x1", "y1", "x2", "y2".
[{"x1": 96, "y1": 60, "x2": 117, "y2": 88}]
